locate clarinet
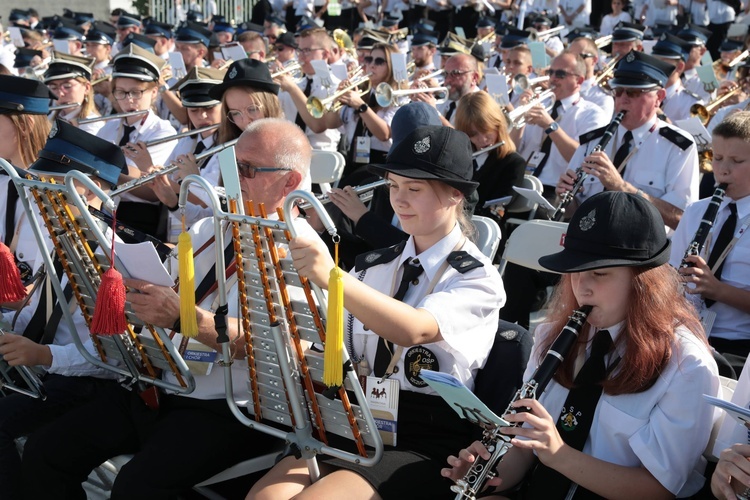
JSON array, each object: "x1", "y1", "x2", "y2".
[
  {"x1": 680, "y1": 183, "x2": 729, "y2": 268},
  {"x1": 451, "y1": 305, "x2": 593, "y2": 500},
  {"x1": 552, "y1": 111, "x2": 627, "y2": 221}
]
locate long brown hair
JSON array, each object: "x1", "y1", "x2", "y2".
[
  {"x1": 538, "y1": 264, "x2": 706, "y2": 395},
  {"x1": 217, "y1": 88, "x2": 283, "y2": 143},
  {"x1": 454, "y1": 91, "x2": 516, "y2": 159},
  {"x1": 6, "y1": 113, "x2": 51, "y2": 168}
]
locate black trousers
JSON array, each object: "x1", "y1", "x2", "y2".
[
  {"x1": 707, "y1": 21, "x2": 731, "y2": 61},
  {"x1": 0, "y1": 374, "x2": 116, "y2": 500},
  {"x1": 21, "y1": 384, "x2": 281, "y2": 500}
]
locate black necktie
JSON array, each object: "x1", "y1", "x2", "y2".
[
  {"x1": 612, "y1": 131, "x2": 633, "y2": 175},
  {"x1": 118, "y1": 125, "x2": 136, "y2": 147},
  {"x1": 705, "y1": 203, "x2": 738, "y2": 307},
  {"x1": 193, "y1": 140, "x2": 206, "y2": 156},
  {"x1": 532, "y1": 100, "x2": 562, "y2": 178},
  {"x1": 526, "y1": 329, "x2": 613, "y2": 499},
  {"x1": 493, "y1": 55, "x2": 502, "y2": 69},
  {"x1": 472, "y1": 158, "x2": 479, "y2": 172},
  {"x1": 295, "y1": 77, "x2": 313, "y2": 131},
  {"x1": 372, "y1": 259, "x2": 424, "y2": 377},
  {"x1": 445, "y1": 101, "x2": 457, "y2": 121}
]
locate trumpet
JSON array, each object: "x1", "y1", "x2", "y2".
[
  {"x1": 299, "y1": 179, "x2": 387, "y2": 210},
  {"x1": 374, "y1": 81, "x2": 448, "y2": 107},
  {"x1": 110, "y1": 138, "x2": 239, "y2": 197},
  {"x1": 271, "y1": 60, "x2": 302, "y2": 79},
  {"x1": 49, "y1": 102, "x2": 80, "y2": 112},
  {"x1": 690, "y1": 87, "x2": 742, "y2": 125},
  {"x1": 306, "y1": 73, "x2": 372, "y2": 118},
  {"x1": 595, "y1": 34, "x2": 612, "y2": 48},
  {"x1": 728, "y1": 49, "x2": 750, "y2": 68},
  {"x1": 415, "y1": 68, "x2": 444, "y2": 83},
  {"x1": 513, "y1": 74, "x2": 550, "y2": 94},
  {"x1": 144, "y1": 124, "x2": 219, "y2": 147},
  {"x1": 528, "y1": 25, "x2": 565, "y2": 42},
  {"x1": 78, "y1": 109, "x2": 149, "y2": 125},
  {"x1": 472, "y1": 141, "x2": 506, "y2": 158},
  {"x1": 594, "y1": 57, "x2": 618, "y2": 89},
  {"x1": 504, "y1": 88, "x2": 556, "y2": 129}
]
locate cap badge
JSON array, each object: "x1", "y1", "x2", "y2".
[
  {"x1": 626, "y1": 51, "x2": 635, "y2": 62},
  {"x1": 365, "y1": 252, "x2": 381, "y2": 263},
  {"x1": 579, "y1": 209, "x2": 596, "y2": 231},
  {"x1": 228, "y1": 67, "x2": 237, "y2": 79},
  {"x1": 413, "y1": 135, "x2": 431, "y2": 154}
]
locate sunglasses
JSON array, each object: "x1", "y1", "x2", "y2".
[
  {"x1": 612, "y1": 87, "x2": 657, "y2": 98},
  {"x1": 237, "y1": 161, "x2": 293, "y2": 179},
  {"x1": 364, "y1": 56, "x2": 387, "y2": 66},
  {"x1": 546, "y1": 69, "x2": 579, "y2": 79}
]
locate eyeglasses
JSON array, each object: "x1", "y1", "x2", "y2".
[
  {"x1": 113, "y1": 89, "x2": 147, "y2": 100},
  {"x1": 546, "y1": 69, "x2": 579, "y2": 79},
  {"x1": 612, "y1": 87, "x2": 657, "y2": 98},
  {"x1": 364, "y1": 56, "x2": 387, "y2": 66},
  {"x1": 298, "y1": 47, "x2": 324, "y2": 56},
  {"x1": 47, "y1": 81, "x2": 79, "y2": 93},
  {"x1": 226, "y1": 104, "x2": 265, "y2": 124},
  {"x1": 580, "y1": 52, "x2": 595, "y2": 59},
  {"x1": 237, "y1": 161, "x2": 293, "y2": 178},
  {"x1": 274, "y1": 44, "x2": 290, "y2": 52},
  {"x1": 444, "y1": 69, "x2": 471, "y2": 78}
]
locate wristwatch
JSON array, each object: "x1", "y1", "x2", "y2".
[
  {"x1": 545, "y1": 122, "x2": 559, "y2": 135},
  {"x1": 354, "y1": 103, "x2": 368, "y2": 114}
]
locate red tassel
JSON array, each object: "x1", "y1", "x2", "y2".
[
  {"x1": 0, "y1": 243, "x2": 26, "y2": 302},
  {"x1": 90, "y1": 267, "x2": 128, "y2": 335}
]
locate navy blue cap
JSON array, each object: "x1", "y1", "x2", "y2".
[
  {"x1": 266, "y1": 15, "x2": 285, "y2": 26},
  {"x1": 186, "y1": 10, "x2": 205, "y2": 23},
  {"x1": 0, "y1": 75, "x2": 55, "y2": 114},
  {"x1": 610, "y1": 50, "x2": 675, "y2": 89},
  {"x1": 276, "y1": 31, "x2": 298, "y2": 49},
  {"x1": 122, "y1": 33, "x2": 157, "y2": 52},
  {"x1": 116, "y1": 12, "x2": 142, "y2": 28},
  {"x1": 112, "y1": 44, "x2": 165, "y2": 81},
  {"x1": 532, "y1": 16, "x2": 552, "y2": 26},
  {"x1": 296, "y1": 16, "x2": 319, "y2": 32},
  {"x1": 495, "y1": 20, "x2": 512, "y2": 35},
  {"x1": 211, "y1": 15, "x2": 227, "y2": 24},
  {"x1": 44, "y1": 53, "x2": 95, "y2": 82},
  {"x1": 237, "y1": 21, "x2": 264, "y2": 35},
  {"x1": 391, "y1": 102, "x2": 442, "y2": 149},
  {"x1": 369, "y1": 126, "x2": 479, "y2": 197},
  {"x1": 411, "y1": 31, "x2": 439, "y2": 46},
  {"x1": 357, "y1": 34, "x2": 386, "y2": 50},
  {"x1": 176, "y1": 21, "x2": 212, "y2": 47},
  {"x1": 9, "y1": 9, "x2": 30, "y2": 23},
  {"x1": 720, "y1": 39, "x2": 744, "y2": 53},
  {"x1": 612, "y1": 22, "x2": 645, "y2": 42},
  {"x1": 53, "y1": 25, "x2": 85, "y2": 42},
  {"x1": 677, "y1": 24, "x2": 711, "y2": 45},
  {"x1": 74, "y1": 12, "x2": 95, "y2": 26},
  {"x1": 86, "y1": 21, "x2": 116, "y2": 45},
  {"x1": 213, "y1": 21, "x2": 236, "y2": 34},
  {"x1": 652, "y1": 33, "x2": 691, "y2": 61},
  {"x1": 30, "y1": 120, "x2": 126, "y2": 187},
  {"x1": 500, "y1": 28, "x2": 531, "y2": 49},
  {"x1": 13, "y1": 48, "x2": 43, "y2": 69},
  {"x1": 566, "y1": 27, "x2": 598, "y2": 41},
  {"x1": 476, "y1": 16, "x2": 494, "y2": 29},
  {"x1": 145, "y1": 20, "x2": 174, "y2": 39},
  {"x1": 208, "y1": 58, "x2": 280, "y2": 99},
  {"x1": 382, "y1": 16, "x2": 400, "y2": 28}
]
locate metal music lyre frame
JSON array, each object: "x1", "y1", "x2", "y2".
[
  {"x1": 0, "y1": 321, "x2": 47, "y2": 400},
  {"x1": 178, "y1": 175, "x2": 383, "y2": 481},
  {"x1": 0, "y1": 160, "x2": 195, "y2": 394}
]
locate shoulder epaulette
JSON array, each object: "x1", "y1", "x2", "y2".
[
  {"x1": 354, "y1": 240, "x2": 407, "y2": 271},
  {"x1": 682, "y1": 88, "x2": 701, "y2": 100},
  {"x1": 659, "y1": 126, "x2": 693, "y2": 151},
  {"x1": 447, "y1": 250, "x2": 484, "y2": 274},
  {"x1": 579, "y1": 125, "x2": 607, "y2": 144}
]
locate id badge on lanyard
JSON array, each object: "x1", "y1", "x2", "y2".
[
  {"x1": 355, "y1": 136, "x2": 371, "y2": 164},
  {"x1": 365, "y1": 376, "x2": 400, "y2": 446}
]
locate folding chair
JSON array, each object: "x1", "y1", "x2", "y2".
[
  {"x1": 497, "y1": 219, "x2": 568, "y2": 276},
  {"x1": 310, "y1": 149, "x2": 346, "y2": 194},
  {"x1": 471, "y1": 215, "x2": 502, "y2": 261},
  {"x1": 505, "y1": 174, "x2": 544, "y2": 227}
]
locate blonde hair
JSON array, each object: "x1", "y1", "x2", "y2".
[
  {"x1": 77, "y1": 76, "x2": 98, "y2": 119},
  {"x1": 218, "y1": 88, "x2": 284, "y2": 143},
  {"x1": 6, "y1": 113, "x2": 51, "y2": 168},
  {"x1": 455, "y1": 92, "x2": 516, "y2": 158}
]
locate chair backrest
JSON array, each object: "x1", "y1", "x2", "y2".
[
  {"x1": 703, "y1": 375, "x2": 738, "y2": 462},
  {"x1": 505, "y1": 175, "x2": 543, "y2": 215},
  {"x1": 310, "y1": 150, "x2": 346, "y2": 194},
  {"x1": 497, "y1": 219, "x2": 568, "y2": 275},
  {"x1": 471, "y1": 215, "x2": 502, "y2": 261}
]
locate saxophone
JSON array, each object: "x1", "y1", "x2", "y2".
[
  {"x1": 451, "y1": 305, "x2": 593, "y2": 500},
  {"x1": 552, "y1": 111, "x2": 626, "y2": 221},
  {"x1": 680, "y1": 183, "x2": 729, "y2": 269}
]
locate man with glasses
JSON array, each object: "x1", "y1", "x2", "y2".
[
  {"x1": 273, "y1": 32, "x2": 298, "y2": 65},
  {"x1": 22, "y1": 117, "x2": 315, "y2": 499},
  {"x1": 423, "y1": 54, "x2": 480, "y2": 127},
  {"x1": 514, "y1": 50, "x2": 609, "y2": 201},
  {"x1": 567, "y1": 35, "x2": 615, "y2": 118},
  {"x1": 556, "y1": 50, "x2": 699, "y2": 230},
  {"x1": 277, "y1": 27, "x2": 341, "y2": 152}
]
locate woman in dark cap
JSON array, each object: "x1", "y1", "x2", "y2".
[
  {"x1": 249, "y1": 126, "x2": 506, "y2": 500},
  {"x1": 444, "y1": 191, "x2": 720, "y2": 499},
  {"x1": 0, "y1": 75, "x2": 54, "y2": 307}
]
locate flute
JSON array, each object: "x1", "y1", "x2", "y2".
[
  {"x1": 298, "y1": 179, "x2": 387, "y2": 210},
  {"x1": 472, "y1": 141, "x2": 505, "y2": 158},
  {"x1": 451, "y1": 305, "x2": 593, "y2": 500},
  {"x1": 78, "y1": 109, "x2": 149, "y2": 125},
  {"x1": 49, "y1": 102, "x2": 80, "y2": 112},
  {"x1": 680, "y1": 183, "x2": 728, "y2": 269},
  {"x1": 144, "y1": 124, "x2": 220, "y2": 147},
  {"x1": 111, "y1": 138, "x2": 239, "y2": 196}
]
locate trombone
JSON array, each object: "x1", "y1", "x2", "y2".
[
  {"x1": 306, "y1": 73, "x2": 372, "y2": 118},
  {"x1": 690, "y1": 86, "x2": 742, "y2": 125},
  {"x1": 504, "y1": 88, "x2": 556, "y2": 129},
  {"x1": 78, "y1": 109, "x2": 149, "y2": 125},
  {"x1": 111, "y1": 138, "x2": 240, "y2": 197},
  {"x1": 374, "y1": 81, "x2": 448, "y2": 107},
  {"x1": 144, "y1": 124, "x2": 220, "y2": 147}
]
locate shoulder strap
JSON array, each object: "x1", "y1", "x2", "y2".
[
  {"x1": 4, "y1": 183, "x2": 19, "y2": 247},
  {"x1": 659, "y1": 126, "x2": 693, "y2": 151}
]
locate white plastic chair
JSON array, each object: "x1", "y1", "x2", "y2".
[
  {"x1": 497, "y1": 219, "x2": 568, "y2": 276},
  {"x1": 703, "y1": 375, "x2": 738, "y2": 463},
  {"x1": 505, "y1": 174, "x2": 544, "y2": 227},
  {"x1": 471, "y1": 215, "x2": 502, "y2": 261},
  {"x1": 310, "y1": 150, "x2": 346, "y2": 194}
]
